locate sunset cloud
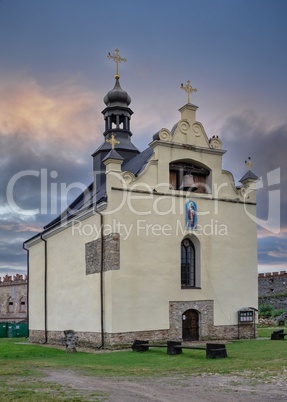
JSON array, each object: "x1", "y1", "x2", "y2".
[{"x1": 0, "y1": 75, "x2": 103, "y2": 145}]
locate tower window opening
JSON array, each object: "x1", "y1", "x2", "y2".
[{"x1": 169, "y1": 162, "x2": 210, "y2": 193}]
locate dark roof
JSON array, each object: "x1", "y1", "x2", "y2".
[
  {"x1": 122, "y1": 146, "x2": 154, "y2": 175},
  {"x1": 42, "y1": 147, "x2": 153, "y2": 231},
  {"x1": 102, "y1": 149, "x2": 124, "y2": 162},
  {"x1": 103, "y1": 77, "x2": 131, "y2": 107},
  {"x1": 43, "y1": 182, "x2": 106, "y2": 230},
  {"x1": 239, "y1": 170, "x2": 258, "y2": 183}
]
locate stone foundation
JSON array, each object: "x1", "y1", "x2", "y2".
[
  {"x1": 29, "y1": 329, "x2": 102, "y2": 347},
  {"x1": 29, "y1": 329, "x2": 169, "y2": 348},
  {"x1": 106, "y1": 329, "x2": 170, "y2": 346},
  {"x1": 29, "y1": 330, "x2": 46, "y2": 343},
  {"x1": 29, "y1": 322, "x2": 256, "y2": 349}
]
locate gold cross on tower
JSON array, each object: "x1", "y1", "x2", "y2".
[
  {"x1": 107, "y1": 49, "x2": 127, "y2": 79},
  {"x1": 180, "y1": 80, "x2": 197, "y2": 104},
  {"x1": 106, "y1": 133, "x2": 120, "y2": 150},
  {"x1": 245, "y1": 157, "x2": 253, "y2": 170}
]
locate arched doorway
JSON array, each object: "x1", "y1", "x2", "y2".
[{"x1": 182, "y1": 309, "x2": 199, "y2": 341}]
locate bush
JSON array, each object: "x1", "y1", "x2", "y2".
[
  {"x1": 259, "y1": 304, "x2": 285, "y2": 319},
  {"x1": 273, "y1": 309, "x2": 286, "y2": 318},
  {"x1": 259, "y1": 304, "x2": 274, "y2": 318}
]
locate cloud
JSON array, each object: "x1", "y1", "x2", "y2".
[
  {"x1": 0, "y1": 74, "x2": 103, "y2": 144},
  {"x1": 258, "y1": 227, "x2": 287, "y2": 240},
  {"x1": 0, "y1": 74, "x2": 107, "y2": 273},
  {"x1": 220, "y1": 112, "x2": 287, "y2": 222},
  {"x1": 218, "y1": 110, "x2": 287, "y2": 271},
  {"x1": 268, "y1": 250, "x2": 287, "y2": 259},
  {"x1": 258, "y1": 264, "x2": 287, "y2": 274}
]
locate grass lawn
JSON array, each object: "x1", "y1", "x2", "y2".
[{"x1": 0, "y1": 327, "x2": 286, "y2": 400}]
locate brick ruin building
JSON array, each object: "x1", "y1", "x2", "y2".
[{"x1": 0, "y1": 274, "x2": 28, "y2": 322}]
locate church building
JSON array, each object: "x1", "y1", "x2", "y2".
[{"x1": 24, "y1": 50, "x2": 258, "y2": 347}]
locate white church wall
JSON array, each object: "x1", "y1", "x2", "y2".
[
  {"x1": 28, "y1": 212, "x2": 108, "y2": 335},
  {"x1": 45, "y1": 225, "x2": 101, "y2": 332}
]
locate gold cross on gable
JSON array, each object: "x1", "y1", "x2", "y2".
[
  {"x1": 245, "y1": 157, "x2": 253, "y2": 170},
  {"x1": 107, "y1": 49, "x2": 127, "y2": 79},
  {"x1": 106, "y1": 133, "x2": 120, "y2": 150},
  {"x1": 180, "y1": 80, "x2": 197, "y2": 104}
]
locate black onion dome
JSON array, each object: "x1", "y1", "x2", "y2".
[{"x1": 103, "y1": 78, "x2": 131, "y2": 107}]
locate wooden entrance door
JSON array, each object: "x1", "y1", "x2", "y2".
[{"x1": 182, "y1": 309, "x2": 199, "y2": 341}]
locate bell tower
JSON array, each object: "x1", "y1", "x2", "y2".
[{"x1": 92, "y1": 49, "x2": 140, "y2": 190}]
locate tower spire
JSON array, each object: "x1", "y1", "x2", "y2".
[
  {"x1": 107, "y1": 49, "x2": 127, "y2": 79},
  {"x1": 92, "y1": 51, "x2": 139, "y2": 189}
]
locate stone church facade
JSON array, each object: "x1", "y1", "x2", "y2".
[{"x1": 24, "y1": 52, "x2": 258, "y2": 347}]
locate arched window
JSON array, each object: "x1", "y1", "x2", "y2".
[
  {"x1": 8, "y1": 297, "x2": 14, "y2": 313},
  {"x1": 19, "y1": 297, "x2": 27, "y2": 313},
  {"x1": 181, "y1": 238, "x2": 196, "y2": 287}
]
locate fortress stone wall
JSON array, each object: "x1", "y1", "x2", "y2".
[
  {"x1": 0, "y1": 274, "x2": 28, "y2": 322},
  {"x1": 258, "y1": 271, "x2": 287, "y2": 311}
]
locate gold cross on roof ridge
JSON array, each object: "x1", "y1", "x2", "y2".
[
  {"x1": 106, "y1": 133, "x2": 120, "y2": 150},
  {"x1": 107, "y1": 49, "x2": 127, "y2": 79},
  {"x1": 180, "y1": 80, "x2": 197, "y2": 104}
]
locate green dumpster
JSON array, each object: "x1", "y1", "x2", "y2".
[
  {"x1": 0, "y1": 322, "x2": 8, "y2": 338},
  {"x1": 14, "y1": 322, "x2": 28, "y2": 337},
  {"x1": 7, "y1": 322, "x2": 28, "y2": 338},
  {"x1": 7, "y1": 323, "x2": 14, "y2": 338}
]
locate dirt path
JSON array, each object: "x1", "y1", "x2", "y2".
[{"x1": 43, "y1": 369, "x2": 287, "y2": 402}]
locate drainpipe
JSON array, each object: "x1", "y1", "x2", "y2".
[
  {"x1": 95, "y1": 208, "x2": 105, "y2": 348},
  {"x1": 22, "y1": 243, "x2": 29, "y2": 338},
  {"x1": 40, "y1": 233, "x2": 48, "y2": 344}
]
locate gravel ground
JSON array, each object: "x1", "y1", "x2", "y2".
[{"x1": 43, "y1": 369, "x2": 287, "y2": 402}]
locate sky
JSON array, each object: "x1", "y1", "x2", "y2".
[{"x1": 0, "y1": 0, "x2": 286, "y2": 277}]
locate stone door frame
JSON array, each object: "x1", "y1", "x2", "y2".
[{"x1": 169, "y1": 300, "x2": 214, "y2": 340}]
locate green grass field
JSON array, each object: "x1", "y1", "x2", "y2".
[{"x1": 0, "y1": 327, "x2": 286, "y2": 401}]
